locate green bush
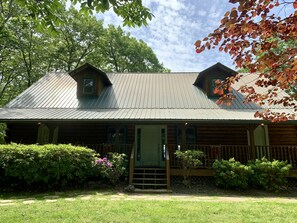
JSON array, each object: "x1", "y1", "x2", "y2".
[
  {"x1": 175, "y1": 150, "x2": 204, "y2": 187},
  {"x1": 248, "y1": 157, "x2": 291, "y2": 191},
  {"x1": 0, "y1": 143, "x2": 98, "y2": 189},
  {"x1": 213, "y1": 158, "x2": 253, "y2": 190}
]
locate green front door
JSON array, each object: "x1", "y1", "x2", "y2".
[{"x1": 135, "y1": 125, "x2": 166, "y2": 167}]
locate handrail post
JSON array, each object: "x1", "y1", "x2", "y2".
[
  {"x1": 129, "y1": 145, "x2": 135, "y2": 185},
  {"x1": 165, "y1": 144, "x2": 171, "y2": 190}
]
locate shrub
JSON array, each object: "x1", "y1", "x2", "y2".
[
  {"x1": 213, "y1": 158, "x2": 253, "y2": 190},
  {"x1": 248, "y1": 157, "x2": 291, "y2": 191},
  {"x1": 175, "y1": 150, "x2": 204, "y2": 187},
  {"x1": 0, "y1": 143, "x2": 98, "y2": 189},
  {"x1": 96, "y1": 152, "x2": 127, "y2": 185}
]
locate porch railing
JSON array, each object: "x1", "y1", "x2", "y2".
[{"x1": 168, "y1": 144, "x2": 297, "y2": 169}]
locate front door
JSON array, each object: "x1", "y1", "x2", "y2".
[{"x1": 135, "y1": 125, "x2": 167, "y2": 167}]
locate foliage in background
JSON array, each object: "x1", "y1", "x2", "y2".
[
  {"x1": 0, "y1": 123, "x2": 6, "y2": 144},
  {"x1": 0, "y1": 5, "x2": 167, "y2": 107},
  {"x1": 175, "y1": 150, "x2": 204, "y2": 187},
  {"x1": 96, "y1": 152, "x2": 127, "y2": 185},
  {"x1": 213, "y1": 158, "x2": 253, "y2": 190},
  {"x1": 248, "y1": 157, "x2": 291, "y2": 191},
  {"x1": 0, "y1": 0, "x2": 152, "y2": 31},
  {"x1": 0, "y1": 144, "x2": 98, "y2": 190},
  {"x1": 195, "y1": 0, "x2": 297, "y2": 122}
]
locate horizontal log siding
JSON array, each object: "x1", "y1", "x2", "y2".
[
  {"x1": 196, "y1": 125, "x2": 248, "y2": 145},
  {"x1": 167, "y1": 125, "x2": 176, "y2": 144},
  {"x1": 268, "y1": 125, "x2": 297, "y2": 145},
  {"x1": 6, "y1": 123, "x2": 38, "y2": 144},
  {"x1": 58, "y1": 123, "x2": 107, "y2": 144},
  {"x1": 126, "y1": 125, "x2": 135, "y2": 144}
]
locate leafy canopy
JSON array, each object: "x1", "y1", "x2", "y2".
[
  {"x1": 195, "y1": 0, "x2": 297, "y2": 122},
  {"x1": 0, "y1": 0, "x2": 153, "y2": 30}
]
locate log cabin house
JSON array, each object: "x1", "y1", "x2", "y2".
[{"x1": 0, "y1": 62, "x2": 297, "y2": 190}]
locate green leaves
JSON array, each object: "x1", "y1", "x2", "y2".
[
  {"x1": 175, "y1": 150, "x2": 204, "y2": 187},
  {"x1": 213, "y1": 158, "x2": 253, "y2": 190},
  {"x1": 213, "y1": 157, "x2": 292, "y2": 191},
  {"x1": 248, "y1": 157, "x2": 291, "y2": 191},
  {"x1": 0, "y1": 144, "x2": 98, "y2": 190}
]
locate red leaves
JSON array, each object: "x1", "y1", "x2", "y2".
[
  {"x1": 194, "y1": 40, "x2": 201, "y2": 47},
  {"x1": 254, "y1": 110, "x2": 295, "y2": 122},
  {"x1": 194, "y1": 0, "x2": 297, "y2": 122},
  {"x1": 195, "y1": 48, "x2": 203, "y2": 53}
]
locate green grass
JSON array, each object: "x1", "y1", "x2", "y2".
[{"x1": 1, "y1": 191, "x2": 297, "y2": 223}]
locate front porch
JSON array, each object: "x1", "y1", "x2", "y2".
[
  {"x1": 86, "y1": 143, "x2": 297, "y2": 170},
  {"x1": 85, "y1": 143, "x2": 297, "y2": 190},
  {"x1": 5, "y1": 121, "x2": 297, "y2": 189}
]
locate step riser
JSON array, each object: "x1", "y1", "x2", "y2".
[{"x1": 132, "y1": 168, "x2": 168, "y2": 190}]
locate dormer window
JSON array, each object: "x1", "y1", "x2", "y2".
[
  {"x1": 69, "y1": 63, "x2": 112, "y2": 98},
  {"x1": 83, "y1": 78, "x2": 95, "y2": 94},
  {"x1": 193, "y1": 62, "x2": 237, "y2": 98},
  {"x1": 209, "y1": 78, "x2": 221, "y2": 97}
]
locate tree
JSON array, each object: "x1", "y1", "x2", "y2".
[
  {"x1": 195, "y1": 0, "x2": 297, "y2": 122},
  {"x1": 88, "y1": 25, "x2": 169, "y2": 72},
  {"x1": 0, "y1": 6, "x2": 167, "y2": 107},
  {"x1": 0, "y1": 0, "x2": 152, "y2": 31},
  {"x1": 49, "y1": 8, "x2": 105, "y2": 72}
]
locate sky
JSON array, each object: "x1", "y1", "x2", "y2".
[{"x1": 96, "y1": 0, "x2": 237, "y2": 72}]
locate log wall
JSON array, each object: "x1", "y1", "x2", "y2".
[
  {"x1": 6, "y1": 123, "x2": 38, "y2": 144},
  {"x1": 268, "y1": 125, "x2": 297, "y2": 145}
]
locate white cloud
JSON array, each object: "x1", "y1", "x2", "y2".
[{"x1": 96, "y1": 0, "x2": 236, "y2": 72}]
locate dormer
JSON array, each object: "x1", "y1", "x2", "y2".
[
  {"x1": 193, "y1": 62, "x2": 237, "y2": 97},
  {"x1": 69, "y1": 63, "x2": 112, "y2": 98}
]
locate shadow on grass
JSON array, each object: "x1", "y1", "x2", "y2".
[{"x1": 1, "y1": 180, "x2": 297, "y2": 202}]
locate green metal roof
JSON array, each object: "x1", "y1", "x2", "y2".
[{"x1": 0, "y1": 71, "x2": 294, "y2": 121}]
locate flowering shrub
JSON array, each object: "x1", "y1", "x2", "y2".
[
  {"x1": 96, "y1": 153, "x2": 127, "y2": 185},
  {"x1": 175, "y1": 150, "x2": 204, "y2": 187}
]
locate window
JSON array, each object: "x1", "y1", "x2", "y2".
[
  {"x1": 107, "y1": 127, "x2": 116, "y2": 144},
  {"x1": 118, "y1": 127, "x2": 126, "y2": 144},
  {"x1": 107, "y1": 127, "x2": 126, "y2": 144},
  {"x1": 176, "y1": 126, "x2": 196, "y2": 146},
  {"x1": 210, "y1": 78, "x2": 220, "y2": 97},
  {"x1": 186, "y1": 127, "x2": 196, "y2": 144},
  {"x1": 209, "y1": 78, "x2": 230, "y2": 97},
  {"x1": 83, "y1": 78, "x2": 95, "y2": 94},
  {"x1": 176, "y1": 127, "x2": 182, "y2": 145}
]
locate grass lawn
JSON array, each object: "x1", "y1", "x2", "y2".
[{"x1": 1, "y1": 190, "x2": 297, "y2": 223}]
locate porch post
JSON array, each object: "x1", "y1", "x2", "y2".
[
  {"x1": 47, "y1": 124, "x2": 59, "y2": 144},
  {"x1": 181, "y1": 125, "x2": 186, "y2": 150},
  {"x1": 247, "y1": 125, "x2": 257, "y2": 160}
]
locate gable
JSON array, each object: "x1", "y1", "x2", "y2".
[
  {"x1": 69, "y1": 63, "x2": 112, "y2": 98},
  {"x1": 193, "y1": 62, "x2": 237, "y2": 97}
]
